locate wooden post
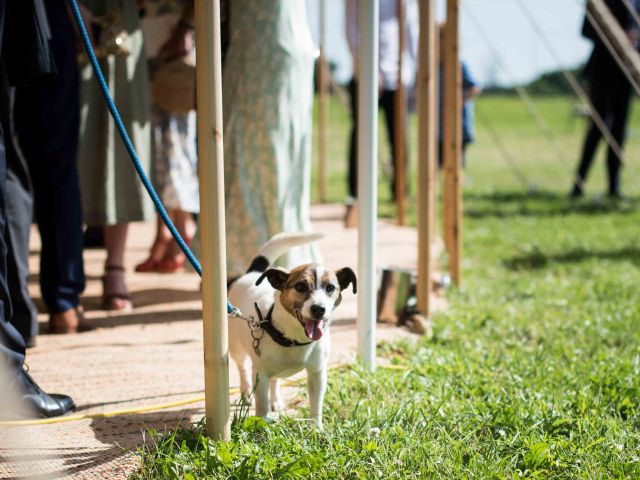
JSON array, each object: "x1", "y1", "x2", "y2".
[
  {"x1": 416, "y1": 0, "x2": 437, "y2": 315},
  {"x1": 443, "y1": 0, "x2": 462, "y2": 286},
  {"x1": 195, "y1": 0, "x2": 230, "y2": 441},
  {"x1": 317, "y1": 0, "x2": 328, "y2": 203},
  {"x1": 394, "y1": 0, "x2": 407, "y2": 226},
  {"x1": 357, "y1": 0, "x2": 379, "y2": 372}
]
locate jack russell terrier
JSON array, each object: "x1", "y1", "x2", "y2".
[{"x1": 228, "y1": 232, "x2": 357, "y2": 427}]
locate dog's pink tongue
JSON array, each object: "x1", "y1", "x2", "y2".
[{"x1": 304, "y1": 319, "x2": 323, "y2": 341}]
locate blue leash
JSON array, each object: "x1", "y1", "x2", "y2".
[{"x1": 68, "y1": 0, "x2": 238, "y2": 316}]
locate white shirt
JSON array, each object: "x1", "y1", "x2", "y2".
[{"x1": 345, "y1": 0, "x2": 419, "y2": 90}]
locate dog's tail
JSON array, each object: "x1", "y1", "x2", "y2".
[{"x1": 246, "y1": 231, "x2": 325, "y2": 273}]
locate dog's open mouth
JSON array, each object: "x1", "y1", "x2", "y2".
[{"x1": 295, "y1": 309, "x2": 325, "y2": 341}]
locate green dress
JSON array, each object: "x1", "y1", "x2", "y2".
[
  {"x1": 78, "y1": 0, "x2": 153, "y2": 226},
  {"x1": 221, "y1": 0, "x2": 322, "y2": 277}
]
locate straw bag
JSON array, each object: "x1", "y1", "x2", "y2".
[
  {"x1": 78, "y1": 9, "x2": 130, "y2": 64},
  {"x1": 151, "y1": 56, "x2": 196, "y2": 114}
]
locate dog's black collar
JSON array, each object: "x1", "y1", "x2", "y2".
[{"x1": 254, "y1": 302, "x2": 312, "y2": 349}]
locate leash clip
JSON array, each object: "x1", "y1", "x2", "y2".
[{"x1": 229, "y1": 306, "x2": 262, "y2": 331}]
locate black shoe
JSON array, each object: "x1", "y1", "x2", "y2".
[
  {"x1": 570, "y1": 184, "x2": 584, "y2": 198},
  {"x1": 12, "y1": 368, "x2": 75, "y2": 418}
]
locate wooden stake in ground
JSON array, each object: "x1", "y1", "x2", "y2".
[
  {"x1": 357, "y1": 0, "x2": 379, "y2": 372},
  {"x1": 195, "y1": 0, "x2": 230, "y2": 441},
  {"x1": 416, "y1": 0, "x2": 437, "y2": 316},
  {"x1": 443, "y1": 0, "x2": 463, "y2": 286},
  {"x1": 317, "y1": 0, "x2": 328, "y2": 203},
  {"x1": 394, "y1": 0, "x2": 407, "y2": 226}
]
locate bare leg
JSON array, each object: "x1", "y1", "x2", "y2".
[
  {"x1": 307, "y1": 368, "x2": 327, "y2": 427},
  {"x1": 135, "y1": 215, "x2": 173, "y2": 271},
  {"x1": 156, "y1": 210, "x2": 196, "y2": 272},
  {"x1": 103, "y1": 224, "x2": 132, "y2": 311},
  {"x1": 163, "y1": 211, "x2": 196, "y2": 260}
]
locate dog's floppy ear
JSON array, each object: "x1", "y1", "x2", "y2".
[
  {"x1": 256, "y1": 267, "x2": 290, "y2": 291},
  {"x1": 335, "y1": 267, "x2": 357, "y2": 294}
]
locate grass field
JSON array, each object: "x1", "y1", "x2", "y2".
[{"x1": 132, "y1": 95, "x2": 640, "y2": 478}]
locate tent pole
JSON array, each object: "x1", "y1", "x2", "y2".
[
  {"x1": 195, "y1": 0, "x2": 230, "y2": 441},
  {"x1": 443, "y1": 0, "x2": 462, "y2": 286},
  {"x1": 417, "y1": 0, "x2": 437, "y2": 315},
  {"x1": 357, "y1": 0, "x2": 379, "y2": 372},
  {"x1": 317, "y1": 0, "x2": 328, "y2": 203}
]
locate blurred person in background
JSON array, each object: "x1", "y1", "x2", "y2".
[
  {"x1": 437, "y1": 24, "x2": 482, "y2": 169},
  {"x1": 344, "y1": 0, "x2": 418, "y2": 225},
  {"x1": 78, "y1": 0, "x2": 153, "y2": 311},
  {"x1": 14, "y1": 0, "x2": 92, "y2": 337},
  {"x1": 571, "y1": 0, "x2": 639, "y2": 199},
  {"x1": 136, "y1": 0, "x2": 198, "y2": 274}
]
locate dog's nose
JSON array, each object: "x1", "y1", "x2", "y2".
[{"x1": 310, "y1": 304, "x2": 326, "y2": 319}]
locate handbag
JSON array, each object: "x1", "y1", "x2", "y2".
[{"x1": 151, "y1": 55, "x2": 196, "y2": 114}]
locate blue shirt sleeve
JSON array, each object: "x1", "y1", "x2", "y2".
[{"x1": 462, "y1": 62, "x2": 478, "y2": 91}]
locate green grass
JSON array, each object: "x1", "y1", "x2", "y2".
[{"x1": 132, "y1": 95, "x2": 640, "y2": 478}]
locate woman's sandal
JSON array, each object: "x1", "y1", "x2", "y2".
[
  {"x1": 102, "y1": 265, "x2": 133, "y2": 311},
  {"x1": 155, "y1": 255, "x2": 186, "y2": 273},
  {"x1": 134, "y1": 256, "x2": 159, "y2": 273}
]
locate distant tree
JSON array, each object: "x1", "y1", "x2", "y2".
[{"x1": 524, "y1": 65, "x2": 585, "y2": 95}]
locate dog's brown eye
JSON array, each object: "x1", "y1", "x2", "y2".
[
  {"x1": 295, "y1": 282, "x2": 308, "y2": 293},
  {"x1": 325, "y1": 284, "x2": 336, "y2": 294}
]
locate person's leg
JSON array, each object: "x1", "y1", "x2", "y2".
[
  {"x1": 380, "y1": 88, "x2": 397, "y2": 199},
  {"x1": 5, "y1": 161, "x2": 38, "y2": 345},
  {"x1": 103, "y1": 223, "x2": 132, "y2": 311},
  {"x1": 606, "y1": 85, "x2": 632, "y2": 197},
  {"x1": 14, "y1": 8, "x2": 86, "y2": 320},
  {"x1": 347, "y1": 78, "x2": 358, "y2": 200},
  {"x1": 573, "y1": 80, "x2": 607, "y2": 196},
  {"x1": 135, "y1": 214, "x2": 173, "y2": 272},
  {"x1": 0, "y1": 0, "x2": 76, "y2": 419},
  {"x1": 0, "y1": 64, "x2": 37, "y2": 346},
  {"x1": 0, "y1": 91, "x2": 22, "y2": 376},
  {"x1": 462, "y1": 142, "x2": 469, "y2": 168},
  {"x1": 156, "y1": 210, "x2": 197, "y2": 272}
]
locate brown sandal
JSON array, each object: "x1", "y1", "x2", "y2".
[{"x1": 102, "y1": 265, "x2": 133, "y2": 312}]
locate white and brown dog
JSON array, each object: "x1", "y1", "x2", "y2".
[{"x1": 228, "y1": 232, "x2": 356, "y2": 427}]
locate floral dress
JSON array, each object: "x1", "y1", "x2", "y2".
[
  {"x1": 221, "y1": 0, "x2": 322, "y2": 277},
  {"x1": 141, "y1": 0, "x2": 199, "y2": 214}
]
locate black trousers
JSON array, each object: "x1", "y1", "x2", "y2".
[
  {"x1": 14, "y1": 5, "x2": 85, "y2": 314},
  {"x1": 348, "y1": 79, "x2": 406, "y2": 199},
  {"x1": 0, "y1": 66, "x2": 25, "y2": 374},
  {"x1": 575, "y1": 78, "x2": 632, "y2": 195},
  {"x1": 2, "y1": 80, "x2": 38, "y2": 343}
]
